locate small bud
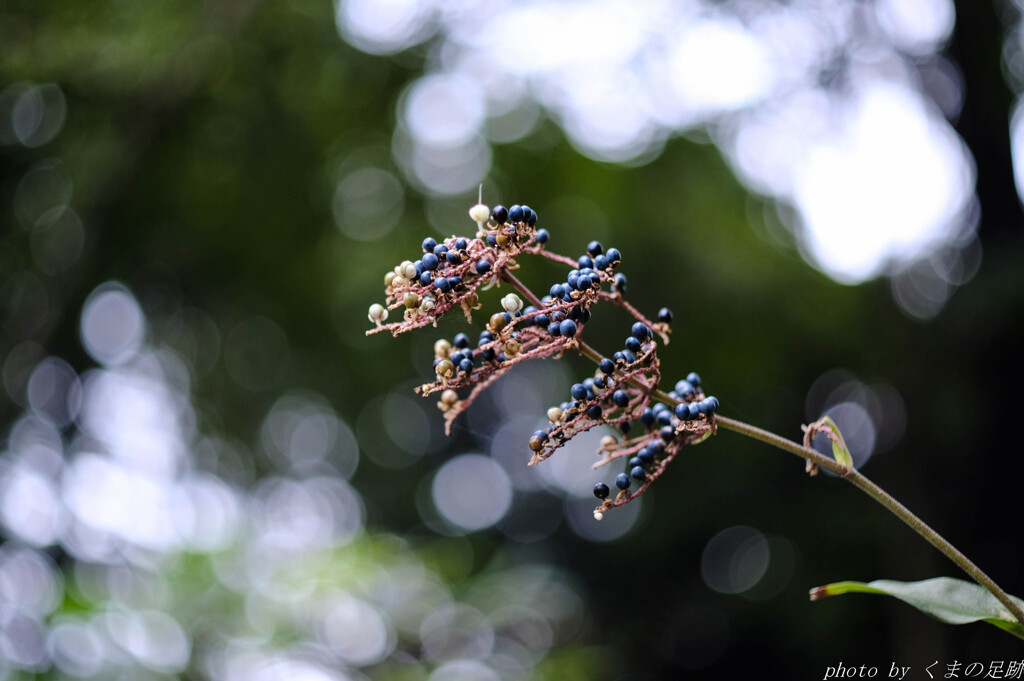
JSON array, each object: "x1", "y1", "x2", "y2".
[
  {"x1": 469, "y1": 203, "x2": 490, "y2": 224},
  {"x1": 441, "y1": 389, "x2": 458, "y2": 406},
  {"x1": 600, "y1": 435, "x2": 617, "y2": 449},
  {"x1": 421, "y1": 296, "x2": 436, "y2": 312},
  {"x1": 384, "y1": 272, "x2": 396, "y2": 287},
  {"x1": 368, "y1": 303, "x2": 388, "y2": 323},
  {"x1": 496, "y1": 234, "x2": 509, "y2": 248},
  {"x1": 399, "y1": 260, "x2": 418, "y2": 280},
  {"x1": 435, "y1": 359, "x2": 454, "y2": 379},
  {"x1": 462, "y1": 292, "x2": 479, "y2": 309},
  {"x1": 501, "y1": 293, "x2": 523, "y2": 314},
  {"x1": 594, "y1": 511, "x2": 604, "y2": 521},
  {"x1": 434, "y1": 339, "x2": 452, "y2": 358},
  {"x1": 403, "y1": 292, "x2": 420, "y2": 308},
  {"x1": 392, "y1": 275, "x2": 408, "y2": 288},
  {"x1": 547, "y1": 406, "x2": 563, "y2": 423}
]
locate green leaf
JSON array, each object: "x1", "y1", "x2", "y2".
[
  {"x1": 810, "y1": 577, "x2": 1024, "y2": 640},
  {"x1": 821, "y1": 416, "x2": 853, "y2": 468}
]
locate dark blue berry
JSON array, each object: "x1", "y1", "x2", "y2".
[
  {"x1": 622, "y1": 349, "x2": 636, "y2": 364},
  {"x1": 481, "y1": 348, "x2": 496, "y2": 361},
  {"x1": 656, "y1": 411, "x2": 672, "y2": 427},
  {"x1": 571, "y1": 383, "x2": 588, "y2": 401},
  {"x1": 628, "y1": 456, "x2": 643, "y2": 469},
  {"x1": 434, "y1": 244, "x2": 448, "y2": 257},
  {"x1": 422, "y1": 237, "x2": 437, "y2": 252},
  {"x1": 578, "y1": 255, "x2": 593, "y2": 269},
  {"x1": 559, "y1": 319, "x2": 578, "y2": 337},
  {"x1": 414, "y1": 260, "x2": 424, "y2": 275},
  {"x1": 476, "y1": 260, "x2": 492, "y2": 274},
  {"x1": 599, "y1": 358, "x2": 614, "y2": 374},
  {"x1": 587, "y1": 404, "x2": 603, "y2": 420},
  {"x1": 528, "y1": 209, "x2": 538, "y2": 226},
  {"x1": 520, "y1": 205, "x2": 532, "y2": 222},
  {"x1": 637, "y1": 448, "x2": 654, "y2": 464},
  {"x1": 448, "y1": 276, "x2": 462, "y2": 288},
  {"x1": 422, "y1": 253, "x2": 439, "y2": 271},
  {"x1": 606, "y1": 247, "x2": 621, "y2": 263},
  {"x1": 631, "y1": 322, "x2": 650, "y2": 341},
  {"x1": 641, "y1": 408, "x2": 654, "y2": 427},
  {"x1": 479, "y1": 330, "x2": 494, "y2": 342},
  {"x1": 612, "y1": 390, "x2": 629, "y2": 408},
  {"x1": 508, "y1": 205, "x2": 524, "y2": 222},
  {"x1": 549, "y1": 283, "x2": 565, "y2": 298},
  {"x1": 658, "y1": 307, "x2": 672, "y2": 323},
  {"x1": 533, "y1": 429, "x2": 547, "y2": 440},
  {"x1": 613, "y1": 273, "x2": 627, "y2": 292},
  {"x1": 486, "y1": 234, "x2": 498, "y2": 247},
  {"x1": 491, "y1": 205, "x2": 508, "y2": 225},
  {"x1": 446, "y1": 251, "x2": 462, "y2": 265},
  {"x1": 502, "y1": 312, "x2": 512, "y2": 324},
  {"x1": 569, "y1": 305, "x2": 582, "y2": 320},
  {"x1": 648, "y1": 440, "x2": 664, "y2": 453},
  {"x1": 674, "y1": 403, "x2": 691, "y2": 421},
  {"x1": 675, "y1": 380, "x2": 695, "y2": 398},
  {"x1": 593, "y1": 376, "x2": 606, "y2": 389},
  {"x1": 615, "y1": 473, "x2": 631, "y2": 490},
  {"x1": 594, "y1": 254, "x2": 610, "y2": 269},
  {"x1": 687, "y1": 372, "x2": 701, "y2": 388},
  {"x1": 433, "y1": 277, "x2": 451, "y2": 292},
  {"x1": 536, "y1": 229, "x2": 549, "y2": 244},
  {"x1": 594, "y1": 482, "x2": 610, "y2": 499},
  {"x1": 620, "y1": 420, "x2": 632, "y2": 434},
  {"x1": 631, "y1": 465, "x2": 646, "y2": 481},
  {"x1": 453, "y1": 333, "x2": 469, "y2": 348},
  {"x1": 459, "y1": 358, "x2": 473, "y2": 373},
  {"x1": 547, "y1": 322, "x2": 563, "y2": 337},
  {"x1": 534, "y1": 313, "x2": 550, "y2": 328},
  {"x1": 587, "y1": 240, "x2": 603, "y2": 256},
  {"x1": 688, "y1": 402, "x2": 701, "y2": 419},
  {"x1": 455, "y1": 238, "x2": 468, "y2": 250},
  {"x1": 652, "y1": 402, "x2": 668, "y2": 414},
  {"x1": 419, "y1": 271, "x2": 433, "y2": 286},
  {"x1": 707, "y1": 396, "x2": 719, "y2": 412},
  {"x1": 575, "y1": 273, "x2": 591, "y2": 290},
  {"x1": 660, "y1": 425, "x2": 676, "y2": 442},
  {"x1": 613, "y1": 351, "x2": 624, "y2": 362},
  {"x1": 625, "y1": 336, "x2": 641, "y2": 353}
]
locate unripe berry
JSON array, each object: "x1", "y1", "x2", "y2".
[{"x1": 368, "y1": 304, "x2": 388, "y2": 323}]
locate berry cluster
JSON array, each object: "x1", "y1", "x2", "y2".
[{"x1": 368, "y1": 199, "x2": 718, "y2": 518}]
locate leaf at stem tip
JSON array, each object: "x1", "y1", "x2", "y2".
[
  {"x1": 821, "y1": 416, "x2": 853, "y2": 468},
  {"x1": 809, "y1": 577, "x2": 1024, "y2": 640}
]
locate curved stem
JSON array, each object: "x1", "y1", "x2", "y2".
[{"x1": 500, "y1": 270, "x2": 1024, "y2": 623}]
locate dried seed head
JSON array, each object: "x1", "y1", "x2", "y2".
[{"x1": 368, "y1": 304, "x2": 388, "y2": 323}]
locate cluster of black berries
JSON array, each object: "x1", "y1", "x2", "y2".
[
  {"x1": 415, "y1": 236, "x2": 473, "y2": 295},
  {"x1": 593, "y1": 371, "x2": 719, "y2": 501},
  {"x1": 483, "y1": 204, "x2": 545, "y2": 249}
]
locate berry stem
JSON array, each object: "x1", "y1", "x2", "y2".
[{"x1": 500, "y1": 270, "x2": 1023, "y2": 625}]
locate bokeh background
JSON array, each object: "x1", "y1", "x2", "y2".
[{"x1": 2, "y1": 0, "x2": 1023, "y2": 678}]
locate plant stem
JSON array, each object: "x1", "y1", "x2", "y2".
[{"x1": 500, "y1": 270, "x2": 1024, "y2": 623}]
